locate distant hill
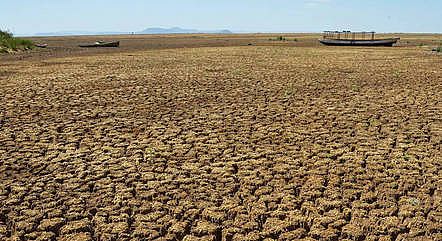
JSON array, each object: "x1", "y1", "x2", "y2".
[{"x1": 35, "y1": 27, "x2": 232, "y2": 37}]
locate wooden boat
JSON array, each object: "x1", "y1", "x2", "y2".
[
  {"x1": 35, "y1": 43, "x2": 48, "y2": 48},
  {"x1": 79, "y1": 41, "x2": 120, "y2": 48},
  {"x1": 319, "y1": 31, "x2": 399, "y2": 47}
]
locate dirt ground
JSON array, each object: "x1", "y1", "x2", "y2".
[
  {"x1": 1, "y1": 33, "x2": 441, "y2": 61},
  {"x1": 0, "y1": 34, "x2": 441, "y2": 241}
]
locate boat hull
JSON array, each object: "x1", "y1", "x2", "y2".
[
  {"x1": 319, "y1": 38, "x2": 399, "y2": 47},
  {"x1": 35, "y1": 43, "x2": 48, "y2": 48},
  {"x1": 79, "y1": 41, "x2": 120, "y2": 48}
]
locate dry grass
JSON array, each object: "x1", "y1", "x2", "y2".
[{"x1": 0, "y1": 35, "x2": 441, "y2": 240}]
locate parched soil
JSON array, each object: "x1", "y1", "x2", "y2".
[
  {"x1": 0, "y1": 35, "x2": 441, "y2": 241},
  {"x1": 1, "y1": 33, "x2": 441, "y2": 61}
]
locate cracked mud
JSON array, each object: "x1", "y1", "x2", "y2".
[{"x1": 1, "y1": 44, "x2": 441, "y2": 240}]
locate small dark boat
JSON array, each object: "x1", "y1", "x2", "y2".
[
  {"x1": 319, "y1": 31, "x2": 399, "y2": 47},
  {"x1": 79, "y1": 41, "x2": 120, "y2": 48}
]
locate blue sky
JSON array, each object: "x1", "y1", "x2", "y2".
[{"x1": 1, "y1": 0, "x2": 441, "y2": 35}]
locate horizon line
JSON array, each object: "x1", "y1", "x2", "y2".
[{"x1": 17, "y1": 31, "x2": 442, "y2": 37}]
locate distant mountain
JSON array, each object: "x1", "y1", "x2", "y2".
[
  {"x1": 139, "y1": 27, "x2": 232, "y2": 34},
  {"x1": 34, "y1": 27, "x2": 232, "y2": 36},
  {"x1": 139, "y1": 27, "x2": 197, "y2": 34}
]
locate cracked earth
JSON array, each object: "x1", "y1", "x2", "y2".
[{"x1": 1, "y1": 44, "x2": 441, "y2": 240}]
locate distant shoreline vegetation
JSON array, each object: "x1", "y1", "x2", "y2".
[
  {"x1": 33, "y1": 27, "x2": 233, "y2": 37},
  {"x1": 0, "y1": 30, "x2": 34, "y2": 53},
  {"x1": 269, "y1": 36, "x2": 298, "y2": 41}
]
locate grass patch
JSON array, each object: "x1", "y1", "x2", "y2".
[
  {"x1": 351, "y1": 84, "x2": 361, "y2": 92},
  {"x1": 283, "y1": 83, "x2": 296, "y2": 100},
  {"x1": 0, "y1": 30, "x2": 34, "y2": 52},
  {"x1": 432, "y1": 41, "x2": 442, "y2": 53},
  {"x1": 269, "y1": 36, "x2": 298, "y2": 42}
]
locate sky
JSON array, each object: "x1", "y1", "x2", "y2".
[{"x1": 1, "y1": 0, "x2": 441, "y2": 35}]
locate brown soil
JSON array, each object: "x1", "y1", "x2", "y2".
[
  {"x1": 1, "y1": 33, "x2": 441, "y2": 61},
  {"x1": 0, "y1": 34, "x2": 441, "y2": 241}
]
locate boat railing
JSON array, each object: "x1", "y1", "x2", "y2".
[{"x1": 323, "y1": 31, "x2": 376, "y2": 40}]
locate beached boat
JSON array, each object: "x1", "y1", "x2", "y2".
[
  {"x1": 319, "y1": 31, "x2": 399, "y2": 47},
  {"x1": 79, "y1": 41, "x2": 120, "y2": 48},
  {"x1": 35, "y1": 43, "x2": 48, "y2": 48}
]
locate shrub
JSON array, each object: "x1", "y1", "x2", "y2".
[
  {"x1": 0, "y1": 30, "x2": 34, "y2": 52},
  {"x1": 0, "y1": 30, "x2": 13, "y2": 39}
]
